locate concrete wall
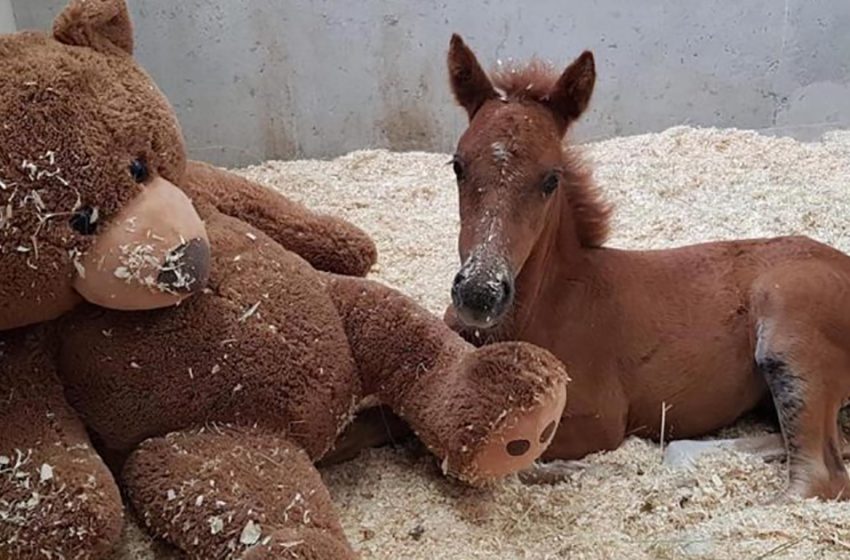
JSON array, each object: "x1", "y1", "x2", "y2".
[
  {"x1": 0, "y1": 0, "x2": 15, "y2": 34},
  {"x1": 12, "y1": 0, "x2": 850, "y2": 167}
]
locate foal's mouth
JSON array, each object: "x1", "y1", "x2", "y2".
[{"x1": 451, "y1": 252, "x2": 515, "y2": 329}]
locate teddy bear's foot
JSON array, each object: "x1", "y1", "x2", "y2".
[
  {"x1": 123, "y1": 425, "x2": 355, "y2": 560},
  {"x1": 1, "y1": 330, "x2": 123, "y2": 559}
]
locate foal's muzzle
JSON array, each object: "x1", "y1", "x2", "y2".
[{"x1": 451, "y1": 253, "x2": 514, "y2": 329}]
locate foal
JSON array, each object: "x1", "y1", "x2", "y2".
[{"x1": 445, "y1": 34, "x2": 850, "y2": 500}]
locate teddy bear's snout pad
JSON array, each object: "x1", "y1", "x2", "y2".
[{"x1": 72, "y1": 176, "x2": 211, "y2": 310}]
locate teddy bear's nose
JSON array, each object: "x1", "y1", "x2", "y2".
[{"x1": 156, "y1": 238, "x2": 211, "y2": 294}]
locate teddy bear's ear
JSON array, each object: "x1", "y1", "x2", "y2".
[{"x1": 53, "y1": 0, "x2": 134, "y2": 56}]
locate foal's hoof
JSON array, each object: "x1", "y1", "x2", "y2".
[
  {"x1": 458, "y1": 381, "x2": 567, "y2": 484},
  {"x1": 786, "y1": 477, "x2": 850, "y2": 502},
  {"x1": 518, "y1": 460, "x2": 590, "y2": 485},
  {"x1": 761, "y1": 475, "x2": 850, "y2": 505}
]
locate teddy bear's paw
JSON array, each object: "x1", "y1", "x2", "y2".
[
  {"x1": 462, "y1": 388, "x2": 566, "y2": 483},
  {"x1": 0, "y1": 341, "x2": 125, "y2": 560},
  {"x1": 442, "y1": 342, "x2": 569, "y2": 485},
  {"x1": 239, "y1": 527, "x2": 357, "y2": 560}
]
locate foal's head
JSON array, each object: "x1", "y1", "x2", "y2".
[{"x1": 447, "y1": 34, "x2": 610, "y2": 329}]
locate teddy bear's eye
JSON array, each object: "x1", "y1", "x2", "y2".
[
  {"x1": 69, "y1": 206, "x2": 99, "y2": 235},
  {"x1": 129, "y1": 158, "x2": 149, "y2": 183}
]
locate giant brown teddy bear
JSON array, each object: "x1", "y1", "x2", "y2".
[{"x1": 0, "y1": 1, "x2": 569, "y2": 558}]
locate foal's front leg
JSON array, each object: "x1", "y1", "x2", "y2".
[{"x1": 519, "y1": 396, "x2": 631, "y2": 485}]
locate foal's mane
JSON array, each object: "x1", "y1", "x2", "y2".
[
  {"x1": 491, "y1": 58, "x2": 561, "y2": 104},
  {"x1": 491, "y1": 59, "x2": 612, "y2": 247}
]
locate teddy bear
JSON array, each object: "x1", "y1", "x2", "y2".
[{"x1": 0, "y1": 1, "x2": 570, "y2": 558}]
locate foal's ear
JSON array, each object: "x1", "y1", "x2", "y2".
[
  {"x1": 448, "y1": 34, "x2": 498, "y2": 119},
  {"x1": 546, "y1": 51, "x2": 596, "y2": 128}
]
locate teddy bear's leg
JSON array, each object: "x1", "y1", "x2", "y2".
[
  {"x1": 181, "y1": 161, "x2": 377, "y2": 277},
  {"x1": 323, "y1": 274, "x2": 569, "y2": 485},
  {"x1": 0, "y1": 329, "x2": 123, "y2": 559},
  {"x1": 123, "y1": 426, "x2": 355, "y2": 559}
]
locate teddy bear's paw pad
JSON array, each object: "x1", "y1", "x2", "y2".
[
  {"x1": 458, "y1": 383, "x2": 567, "y2": 484},
  {"x1": 239, "y1": 527, "x2": 356, "y2": 560}
]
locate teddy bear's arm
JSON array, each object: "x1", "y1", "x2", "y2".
[
  {"x1": 0, "y1": 328, "x2": 123, "y2": 558},
  {"x1": 181, "y1": 161, "x2": 377, "y2": 277},
  {"x1": 123, "y1": 426, "x2": 356, "y2": 559},
  {"x1": 324, "y1": 273, "x2": 569, "y2": 485}
]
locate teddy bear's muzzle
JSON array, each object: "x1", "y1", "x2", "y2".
[{"x1": 72, "y1": 176, "x2": 211, "y2": 310}]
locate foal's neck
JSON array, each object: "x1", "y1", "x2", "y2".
[{"x1": 512, "y1": 190, "x2": 587, "y2": 333}]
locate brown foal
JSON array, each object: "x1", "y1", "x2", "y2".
[{"x1": 444, "y1": 34, "x2": 850, "y2": 500}]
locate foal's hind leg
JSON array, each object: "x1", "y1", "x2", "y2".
[{"x1": 753, "y1": 319, "x2": 850, "y2": 500}]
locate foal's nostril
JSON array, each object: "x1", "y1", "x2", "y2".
[
  {"x1": 451, "y1": 272, "x2": 466, "y2": 306},
  {"x1": 453, "y1": 271, "x2": 466, "y2": 292},
  {"x1": 500, "y1": 276, "x2": 513, "y2": 302},
  {"x1": 156, "y1": 238, "x2": 210, "y2": 294}
]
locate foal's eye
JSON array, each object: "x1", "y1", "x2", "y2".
[
  {"x1": 452, "y1": 156, "x2": 465, "y2": 182},
  {"x1": 541, "y1": 172, "x2": 559, "y2": 195},
  {"x1": 129, "y1": 158, "x2": 150, "y2": 184}
]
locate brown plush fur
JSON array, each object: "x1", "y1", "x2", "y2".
[
  {"x1": 122, "y1": 427, "x2": 353, "y2": 559},
  {"x1": 0, "y1": 325, "x2": 124, "y2": 557},
  {"x1": 0, "y1": 30, "x2": 187, "y2": 327},
  {"x1": 183, "y1": 161, "x2": 377, "y2": 277},
  {"x1": 445, "y1": 34, "x2": 850, "y2": 501},
  {"x1": 0, "y1": 4, "x2": 569, "y2": 558}
]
